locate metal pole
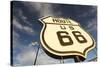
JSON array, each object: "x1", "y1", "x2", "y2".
[
  {"x1": 74, "y1": 56, "x2": 81, "y2": 62},
  {"x1": 34, "y1": 44, "x2": 40, "y2": 65},
  {"x1": 61, "y1": 56, "x2": 64, "y2": 63},
  {"x1": 60, "y1": 56, "x2": 64, "y2": 63}
]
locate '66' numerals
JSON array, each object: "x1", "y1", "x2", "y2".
[{"x1": 57, "y1": 25, "x2": 87, "y2": 46}]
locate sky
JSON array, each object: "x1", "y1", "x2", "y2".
[{"x1": 11, "y1": 1, "x2": 97, "y2": 66}]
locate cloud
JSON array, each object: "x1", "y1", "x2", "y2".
[
  {"x1": 77, "y1": 6, "x2": 97, "y2": 32},
  {"x1": 14, "y1": 46, "x2": 37, "y2": 66},
  {"x1": 14, "y1": 41, "x2": 60, "y2": 66},
  {"x1": 13, "y1": 18, "x2": 35, "y2": 35},
  {"x1": 86, "y1": 18, "x2": 97, "y2": 32},
  {"x1": 12, "y1": 22, "x2": 37, "y2": 66},
  {"x1": 23, "y1": 26, "x2": 34, "y2": 34},
  {"x1": 12, "y1": 33, "x2": 36, "y2": 66},
  {"x1": 28, "y1": 41, "x2": 39, "y2": 47},
  {"x1": 77, "y1": 6, "x2": 97, "y2": 18},
  {"x1": 23, "y1": 2, "x2": 62, "y2": 17},
  {"x1": 13, "y1": 31, "x2": 20, "y2": 48},
  {"x1": 13, "y1": 18, "x2": 22, "y2": 30},
  {"x1": 31, "y1": 42, "x2": 38, "y2": 46},
  {"x1": 16, "y1": 9, "x2": 32, "y2": 26}
]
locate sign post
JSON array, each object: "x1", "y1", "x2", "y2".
[{"x1": 39, "y1": 16, "x2": 95, "y2": 62}]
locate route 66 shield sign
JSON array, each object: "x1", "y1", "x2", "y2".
[{"x1": 39, "y1": 16, "x2": 95, "y2": 59}]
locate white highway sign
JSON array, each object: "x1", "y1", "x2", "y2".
[{"x1": 39, "y1": 16, "x2": 95, "y2": 58}]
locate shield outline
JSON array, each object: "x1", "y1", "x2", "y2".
[{"x1": 39, "y1": 16, "x2": 95, "y2": 59}]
